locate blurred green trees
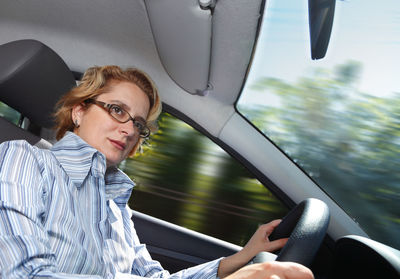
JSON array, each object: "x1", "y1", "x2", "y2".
[
  {"x1": 239, "y1": 61, "x2": 400, "y2": 249},
  {"x1": 0, "y1": 102, "x2": 20, "y2": 124}
]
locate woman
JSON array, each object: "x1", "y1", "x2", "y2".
[{"x1": 0, "y1": 66, "x2": 312, "y2": 279}]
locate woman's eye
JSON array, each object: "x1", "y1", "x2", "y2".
[
  {"x1": 134, "y1": 121, "x2": 144, "y2": 130},
  {"x1": 111, "y1": 105, "x2": 124, "y2": 115}
]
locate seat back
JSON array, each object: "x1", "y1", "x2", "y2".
[{"x1": 0, "y1": 39, "x2": 76, "y2": 147}]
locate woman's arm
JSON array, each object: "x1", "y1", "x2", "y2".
[
  {"x1": 127, "y1": 216, "x2": 308, "y2": 279},
  {"x1": 217, "y1": 220, "x2": 288, "y2": 278}
]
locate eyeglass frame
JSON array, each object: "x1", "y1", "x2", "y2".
[{"x1": 84, "y1": 98, "x2": 150, "y2": 138}]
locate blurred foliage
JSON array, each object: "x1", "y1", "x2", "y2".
[
  {"x1": 0, "y1": 102, "x2": 20, "y2": 124},
  {"x1": 239, "y1": 61, "x2": 400, "y2": 249},
  {"x1": 119, "y1": 113, "x2": 288, "y2": 246}
]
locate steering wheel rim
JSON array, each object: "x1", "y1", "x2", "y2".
[{"x1": 253, "y1": 198, "x2": 330, "y2": 267}]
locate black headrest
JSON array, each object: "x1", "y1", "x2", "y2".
[{"x1": 0, "y1": 39, "x2": 76, "y2": 128}]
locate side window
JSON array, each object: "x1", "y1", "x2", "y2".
[
  {"x1": 0, "y1": 101, "x2": 20, "y2": 124},
  {"x1": 120, "y1": 112, "x2": 288, "y2": 246}
]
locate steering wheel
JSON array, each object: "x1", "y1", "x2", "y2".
[{"x1": 252, "y1": 198, "x2": 330, "y2": 267}]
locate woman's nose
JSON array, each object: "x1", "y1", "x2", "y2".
[{"x1": 120, "y1": 120, "x2": 136, "y2": 136}]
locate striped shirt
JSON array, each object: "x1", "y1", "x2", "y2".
[{"x1": 0, "y1": 132, "x2": 220, "y2": 278}]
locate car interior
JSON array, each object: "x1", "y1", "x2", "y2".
[{"x1": 0, "y1": 0, "x2": 400, "y2": 278}]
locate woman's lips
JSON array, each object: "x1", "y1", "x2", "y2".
[{"x1": 109, "y1": 139, "x2": 126, "y2": 150}]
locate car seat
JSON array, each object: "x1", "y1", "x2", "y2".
[{"x1": 0, "y1": 39, "x2": 76, "y2": 147}]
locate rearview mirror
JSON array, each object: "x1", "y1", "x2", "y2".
[{"x1": 308, "y1": 0, "x2": 336, "y2": 59}]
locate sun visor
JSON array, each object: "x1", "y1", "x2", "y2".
[
  {"x1": 145, "y1": 0, "x2": 212, "y2": 95},
  {"x1": 0, "y1": 39, "x2": 76, "y2": 128}
]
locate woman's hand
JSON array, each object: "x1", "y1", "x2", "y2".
[
  {"x1": 241, "y1": 219, "x2": 288, "y2": 260},
  {"x1": 218, "y1": 220, "x2": 289, "y2": 278},
  {"x1": 224, "y1": 262, "x2": 314, "y2": 279}
]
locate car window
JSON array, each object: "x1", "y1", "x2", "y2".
[
  {"x1": 0, "y1": 101, "x2": 20, "y2": 124},
  {"x1": 237, "y1": 0, "x2": 400, "y2": 249},
  {"x1": 119, "y1": 112, "x2": 288, "y2": 246}
]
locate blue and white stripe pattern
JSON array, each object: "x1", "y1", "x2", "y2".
[{"x1": 0, "y1": 132, "x2": 220, "y2": 278}]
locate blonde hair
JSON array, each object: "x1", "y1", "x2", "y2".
[{"x1": 54, "y1": 65, "x2": 162, "y2": 156}]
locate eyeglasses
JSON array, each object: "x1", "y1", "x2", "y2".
[{"x1": 84, "y1": 99, "x2": 150, "y2": 138}]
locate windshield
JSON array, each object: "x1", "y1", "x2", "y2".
[{"x1": 237, "y1": 0, "x2": 400, "y2": 249}]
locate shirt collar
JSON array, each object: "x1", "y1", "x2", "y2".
[
  {"x1": 105, "y1": 167, "x2": 135, "y2": 205},
  {"x1": 51, "y1": 132, "x2": 134, "y2": 201}
]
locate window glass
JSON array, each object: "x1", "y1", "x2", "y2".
[
  {"x1": 0, "y1": 101, "x2": 20, "y2": 124},
  {"x1": 237, "y1": 0, "x2": 400, "y2": 249},
  {"x1": 119, "y1": 113, "x2": 288, "y2": 246}
]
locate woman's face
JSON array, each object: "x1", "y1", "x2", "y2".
[{"x1": 72, "y1": 81, "x2": 150, "y2": 167}]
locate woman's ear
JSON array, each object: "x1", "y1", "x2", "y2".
[{"x1": 71, "y1": 103, "x2": 86, "y2": 128}]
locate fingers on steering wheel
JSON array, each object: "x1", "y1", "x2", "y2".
[
  {"x1": 266, "y1": 238, "x2": 288, "y2": 252},
  {"x1": 261, "y1": 219, "x2": 282, "y2": 236}
]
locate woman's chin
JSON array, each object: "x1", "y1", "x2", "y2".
[{"x1": 106, "y1": 156, "x2": 122, "y2": 168}]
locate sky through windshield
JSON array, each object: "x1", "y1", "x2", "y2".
[{"x1": 243, "y1": 0, "x2": 400, "y2": 107}]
